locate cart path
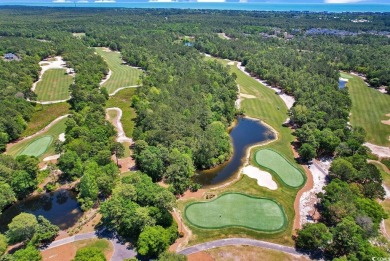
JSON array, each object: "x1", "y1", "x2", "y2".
[
  {"x1": 109, "y1": 85, "x2": 140, "y2": 96},
  {"x1": 177, "y1": 238, "x2": 304, "y2": 257},
  {"x1": 105, "y1": 107, "x2": 133, "y2": 143}
]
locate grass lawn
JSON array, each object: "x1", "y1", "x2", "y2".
[
  {"x1": 179, "y1": 175, "x2": 297, "y2": 246},
  {"x1": 74, "y1": 238, "x2": 113, "y2": 260},
  {"x1": 185, "y1": 193, "x2": 286, "y2": 231},
  {"x1": 206, "y1": 245, "x2": 309, "y2": 261},
  {"x1": 106, "y1": 88, "x2": 137, "y2": 137},
  {"x1": 22, "y1": 102, "x2": 70, "y2": 137},
  {"x1": 255, "y1": 149, "x2": 305, "y2": 188},
  {"x1": 347, "y1": 73, "x2": 390, "y2": 146},
  {"x1": 7, "y1": 117, "x2": 67, "y2": 160},
  {"x1": 18, "y1": 136, "x2": 53, "y2": 157},
  {"x1": 95, "y1": 47, "x2": 142, "y2": 94},
  {"x1": 35, "y1": 69, "x2": 73, "y2": 101}
]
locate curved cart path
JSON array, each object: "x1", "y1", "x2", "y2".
[
  {"x1": 109, "y1": 85, "x2": 140, "y2": 96},
  {"x1": 6, "y1": 114, "x2": 70, "y2": 152},
  {"x1": 105, "y1": 107, "x2": 132, "y2": 143},
  {"x1": 177, "y1": 238, "x2": 304, "y2": 257},
  {"x1": 42, "y1": 230, "x2": 136, "y2": 261}
]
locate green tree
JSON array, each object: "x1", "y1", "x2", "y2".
[
  {"x1": 11, "y1": 170, "x2": 37, "y2": 199},
  {"x1": 298, "y1": 143, "x2": 316, "y2": 162},
  {"x1": 0, "y1": 233, "x2": 8, "y2": 256},
  {"x1": 11, "y1": 244, "x2": 42, "y2": 261},
  {"x1": 330, "y1": 218, "x2": 365, "y2": 257},
  {"x1": 78, "y1": 172, "x2": 99, "y2": 210},
  {"x1": 73, "y1": 247, "x2": 106, "y2": 261},
  {"x1": 31, "y1": 216, "x2": 59, "y2": 246},
  {"x1": 57, "y1": 151, "x2": 83, "y2": 179},
  {"x1": 6, "y1": 213, "x2": 38, "y2": 244},
  {"x1": 0, "y1": 182, "x2": 15, "y2": 214},
  {"x1": 137, "y1": 226, "x2": 170, "y2": 257},
  {"x1": 295, "y1": 223, "x2": 332, "y2": 251},
  {"x1": 329, "y1": 158, "x2": 357, "y2": 182}
]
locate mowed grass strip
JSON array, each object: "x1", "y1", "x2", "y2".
[
  {"x1": 35, "y1": 69, "x2": 73, "y2": 101},
  {"x1": 106, "y1": 88, "x2": 136, "y2": 137},
  {"x1": 22, "y1": 102, "x2": 70, "y2": 137},
  {"x1": 348, "y1": 73, "x2": 390, "y2": 146},
  {"x1": 18, "y1": 136, "x2": 53, "y2": 157},
  {"x1": 255, "y1": 149, "x2": 305, "y2": 188},
  {"x1": 185, "y1": 193, "x2": 286, "y2": 232},
  {"x1": 7, "y1": 117, "x2": 67, "y2": 159},
  {"x1": 95, "y1": 47, "x2": 142, "y2": 94}
]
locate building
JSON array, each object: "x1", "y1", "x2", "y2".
[{"x1": 4, "y1": 53, "x2": 19, "y2": 61}]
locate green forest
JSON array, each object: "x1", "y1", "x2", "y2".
[{"x1": 0, "y1": 7, "x2": 389, "y2": 260}]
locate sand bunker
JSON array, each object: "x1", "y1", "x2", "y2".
[
  {"x1": 240, "y1": 93, "x2": 256, "y2": 99},
  {"x1": 382, "y1": 114, "x2": 390, "y2": 126},
  {"x1": 58, "y1": 133, "x2": 66, "y2": 142},
  {"x1": 106, "y1": 107, "x2": 133, "y2": 143},
  {"x1": 242, "y1": 165, "x2": 278, "y2": 190},
  {"x1": 364, "y1": 142, "x2": 390, "y2": 158},
  {"x1": 31, "y1": 56, "x2": 73, "y2": 92}
]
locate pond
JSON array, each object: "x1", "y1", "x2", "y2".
[
  {"x1": 339, "y1": 78, "x2": 348, "y2": 89},
  {"x1": 0, "y1": 189, "x2": 82, "y2": 233},
  {"x1": 193, "y1": 117, "x2": 275, "y2": 187}
]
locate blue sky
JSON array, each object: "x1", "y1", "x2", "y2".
[{"x1": 2, "y1": 0, "x2": 390, "y2": 3}]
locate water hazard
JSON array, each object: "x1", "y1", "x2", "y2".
[
  {"x1": 194, "y1": 117, "x2": 275, "y2": 186},
  {"x1": 0, "y1": 189, "x2": 82, "y2": 232}
]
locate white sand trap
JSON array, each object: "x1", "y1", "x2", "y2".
[
  {"x1": 106, "y1": 107, "x2": 133, "y2": 143},
  {"x1": 242, "y1": 165, "x2": 278, "y2": 190},
  {"x1": 240, "y1": 93, "x2": 256, "y2": 99},
  {"x1": 32, "y1": 56, "x2": 73, "y2": 92},
  {"x1": 382, "y1": 119, "x2": 390, "y2": 126},
  {"x1": 383, "y1": 185, "x2": 390, "y2": 199},
  {"x1": 58, "y1": 133, "x2": 66, "y2": 142},
  {"x1": 364, "y1": 142, "x2": 390, "y2": 158}
]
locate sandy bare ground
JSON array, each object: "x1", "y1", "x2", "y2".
[
  {"x1": 218, "y1": 33, "x2": 231, "y2": 40},
  {"x1": 188, "y1": 251, "x2": 214, "y2": 261},
  {"x1": 298, "y1": 159, "x2": 329, "y2": 227},
  {"x1": 236, "y1": 62, "x2": 295, "y2": 109},
  {"x1": 6, "y1": 114, "x2": 70, "y2": 152},
  {"x1": 43, "y1": 154, "x2": 61, "y2": 162},
  {"x1": 99, "y1": 69, "x2": 112, "y2": 86},
  {"x1": 105, "y1": 107, "x2": 133, "y2": 143},
  {"x1": 382, "y1": 113, "x2": 390, "y2": 126},
  {"x1": 170, "y1": 209, "x2": 193, "y2": 252},
  {"x1": 364, "y1": 142, "x2": 390, "y2": 158},
  {"x1": 242, "y1": 165, "x2": 278, "y2": 190},
  {"x1": 59, "y1": 133, "x2": 66, "y2": 142}
]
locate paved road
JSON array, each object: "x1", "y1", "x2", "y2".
[
  {"x1": 177, "y1": 238, "x2": 303, "y2": 257},
  {"x1": 42, "y1": 230, "x2": 136, "y2": 261}
]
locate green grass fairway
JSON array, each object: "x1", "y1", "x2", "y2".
[
  {"x1": 340, "y1": 72, "x2": 353, "y2": 79},
  {"x1": 35, "y1": 69, "x2": 73, "y2": 101},
  {"x1": 18, "y1": 136, "x2": 53, "y2": 157},
  {"x1": 348, "y1": 73, "x2": 390, "y2": 146},
  {"x1": 7, "y1": 117, "x2": 67, "y2": 159},
  {"x1": 185, "y1": 193, "x2": 286, "y2": 232},
  {"x1": 255, "y1": 149, "x2": 305, "y2": 188},
  {"x1": 95, "y1": 47, "x2": 142, "y2": 94}
]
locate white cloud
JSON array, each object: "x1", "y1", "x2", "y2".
[
  {"x1": 325, "y1": 0, "x2": 366, "y2": 3},
  {"x1": 196, "y1": 0, "x2": 226, "y2": 2},
  {"x1": 53, "y1": 0, "x2": 72, "y2": 2},
  {"x1": 94, "y1": 0, "x2": 116, "y2": 3}
]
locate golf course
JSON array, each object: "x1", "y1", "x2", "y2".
[
  {"x1": 95, "y1": 47, "x2": 142, "y2": 95},
  {"x1": 34, "y1": 69, "x2": 73, "y2": 101},
  {"x1": 347, "y1": 73, "x2": 390, "y2": 146},
  {"x1": 255, "y1": 149, "x2": 305, "y2": 188},
  {"x1": 180, "y1": 56, "x2": 306, "y2": 246},
  {"x1": 185, "y1": 193, "x2": 286, "y2": 232},
  {"x1": 6, "y1": 116, "x2": 67, "y2": 159}
]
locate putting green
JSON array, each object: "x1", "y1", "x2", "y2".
[
  {"x1": 185, "y1": 193, "x2": 287, "y2": 232},
  {"x1": 255, "y1": 149, "x2": 305, "y2": 188},
  {"x1": 18, "y1": 136, "x2": 53, "y2": 157}
]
